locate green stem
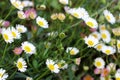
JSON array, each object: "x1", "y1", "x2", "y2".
[{"x1": 36, "y1": 70, "x2": 49, "y2": 80}]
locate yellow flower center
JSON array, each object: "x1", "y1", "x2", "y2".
[
  {"x1": 117, "y1": 43, "x2": 120, "y2": 49},
  {"x1": 116, "y1": 78, "x2": 120, "y2": 80},
  {"x1": 48, "y1": 64, "x2": 55, "y2": 71},
  {"x1": 101, "y1": 33, "x2": 107, "y2": 39},
  {"x1": 38, "y1": 21, "x2": 44, "y2": 27},
  {"x1": 101, "y1": 26, "x2": 106, "y2": 30},
  {"x1": 88, "y1": 40, "x2": 94, "y2": 46},
  {"x1": 97, "y1": 45, "x2": 102, "y2": 50},
  {"x1": 106, "y1": 15, "x2": 111, "y2": 21},
  {"x1": 30, "y1": 13, "x2": 35, "y2": 19},
  {"x1": 105, "y1": 50, "x2": 111, "y2": 55},
  {"x1": 3, "y1": 34, "x2": 9, "y2": 40},
  {"x1": 73, "y1": 13, "x2": 79, "y2": 18},
  {"x1": 12, "y1": 31, "x2": 16, "y2": 37},
  {"x1": 0, "y1": 73, "x2": 3, "y2": 78},
  {"x1": 70, "y1": 50, "x2": 75, "y2": 55},
  {"x1": 17, "y1": 62, "x2": 23, "y2": 69},
  {"x1": 86, "y1": 21, "x2": 94, "y2": 27},
  {"x1": 96, "y1": 61, "x2": 101, "y2": 67},
  {"x1": 13, "y1": 2, "x2": 19, "y2": 8},
  {"x1": 58, "y1": 63, "x2": 62, "y2": 68},
  {"x1": 24, "y1": 46, "x2": 31, "y2": 53},
  {"x1": 18, "y1": 13, "x2": 24, "y2": 18}
]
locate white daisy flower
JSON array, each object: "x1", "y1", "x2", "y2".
[
  {"x1": 0, "y1": 68, "x2": 8, "y2": 80},
  {"x1": 17, "y1": 11, "x2": 26, "y2": 19},
  {"x1": 66, "y1": 47, "x2": 79, "y2": 55},
  {"x1": 106, "y1": 63, "x2": 116, "y2": 72},
  {"x1": 36, "y1": 16, "x2": 49, "y2": 28},
  {"x1": 94, "y1": 57, "x2": 105, "y2": 69},
  {"x1": 84, "y1": 17, "x2": 98, "y2": 29},
  {"x1": 46, "y1": 59, "x2": 60, "y2": 73},
  {"x1": 59, "y1": 0, "x2": 69, "y2": 5},
  {"x1": 84, "y1": 35, "x2": 99, "y2": 47},
  {"x1": 103, "y1": 10, "x2": 116, "y2": 24},
  {"x1": 16, "y1": 24, "x2": 27, "y2": 33},
  {"x1": 94, "y1": 43, "x2": 105, "y2": 51},
  {"x1": 10, "y1": 0, "x2": 24, "y2": 10},
  {"x1": 102, "y1": 45, "x2": 116, "y2": 55},
  {"x1": 16, "y1": 57, "x2": 27, "y2": 72},
  {"x1": 115, "y1": 69, "x2": 120, "y2": 80},
  {"x1": 10, "y1": 27, "x2": 21, "y2": 39},
  {"x1": 21, "y1": 41, "x2": 36, "y2": 55},
  {"x1": 26, "y1": 77, "x2": 33, "y2": 80},
  {"x1": 1, "y1": 28, "x2": 14, "y2": 43},
  {"x1": 99, "y1": 24, "x2": 106, "y2": 31},
  {"x1": 100, "y1": 30, "x2": 111, "y2": 43},
  {"x1": 90, "y1": 31, "x2": 101, "y2": 40},
  {"x1": 22, "y1": 1, "x2": 34, "y2": 7},
  {"x1": 117, "y1": 40, "x2": 120, "y2": 52}
]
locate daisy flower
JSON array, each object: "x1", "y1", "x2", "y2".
[
  {"x1": 17, "y1": 11, "x2": 26, "y2": 19},
  {"x1": 94, "y1": 57, "x2": 105, "y2": 69},
  {"x1": 84, "y1": 35, "x2": 99, "y2": 47},
  {"x1": 1, "y1": 28, "x2": 14, "y2": 43},
  {"x1": 84, "y1": 17, "x2": 98, "y2": 29},
  {"x1": 57, "y1": 60, "x2": 68, "y2": 69},
  {"x1": 103, "y1": 10, "x2": 116, "y2": 24},
  {"x1": 21, "y1": 41, "x2": 36, "y2": 55},
  {"x1": 106, "y1": 63, "x2": 116, "y2": 72},
  {"x1": 10, "y1": 0, "x2": 24, "y2": 10},
  {"x1": 117, "y1": 40, "x2": 120, "y2": 52},
  {"x1": 46, "y1": 59, "x2": 60, "y2": 73},
  {"x1": 102, "y1": 45, "x2": 116, "y2": 55},
  {"x1": 16, "y1": 57, "x2": 27, "y2": 72},
  {"x1": 112, "y1": 27, "x2": 120, "y2": 36},
  {"x1": 10, "y1": 27, "x2": 21, "y2": 39},
  {"x1": 57, "y1": 13, "x2": 66, "y2": 21},
  {"x1": 36, "y1": 16, "x2": 49, "y2": 28},
  {"x1": 0, "y1": 68, "x2": 8, "y2": 80},
  {"x1": 59, "y1": 0, "x2": 69, "y2": 5},
  {"x1": 94, "y1": 43, "x2": 105, "y2": 51},
  {"x1": 66, "y1": 47, "x2": 79, "y2": 55},
  {"x1": 99, "y1": 24, "x2": 106, "y2": 31},
  {"x1": 22, "y1": 1, "x2": 34, "y2": 7},
  {"x1": 100, "y1": 30, "x2": 111, "y2": 43},
  {"x1": 115, "y1": 69, "x2": 120, "y2": 80},
  {"x1": 16, "y1": 24, "x2": 27, "y2": 33},
  {"x1": 90, "y1": 31, "x2": 101, "y2": 40}
]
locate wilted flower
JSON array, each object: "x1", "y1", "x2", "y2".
[{"x1": 57, "y1": 13, "x2": 66, "y2": 21}]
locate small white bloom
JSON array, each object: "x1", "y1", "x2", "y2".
[
  {"x1": 102, "y1": 45, "x2": 116, "y2": 55},
  {"x1": 16, "y1": 24, "x2": 27, "y2": 33},
  {"x1": 84, "y1": 17, "x2": 98, "y2": 29},
  {"x1": 21, "y1": 41, "x2": 36, "y2": 55},
  {"x1": 17, "y1": 11, "x2": 26, "y2": 19},
  {"x1": 22, "y1": 1, "x2": 34, "y2": 7},
  {"x1": 84, "y1": 35, "x2": 99, "y2": 47},
  {"x1": 66, "y1": 47, "x2": 79, "y2": 55},
  {"x1": 94, "y1": 43, "x2": 105, "y2": 51},
  {"x1": 16, "y1": 57, "x2": 27, "y2": 72},
  {"x1": 99, "y1": 24, "x2": 106, "y2": 31},
  {"x1": 115, "y1": 69, "x2": 120, "y2": 80},
  {"x1": 94, "y1": 57, "x2": 105, "y2": 69},
  {"x1": 1, "y1": 28, "x2": 14, "y2": 43},
  {"x1": 90, "y1": 31, "x2": 101, "y2": 40},
  {"x1": 0, "y1": 68, "x2": 8, "y2": 80},
  {"x1": 103, "y1": 10, "x2": 116, "y2": 24},
  {"x1": 100, "y1": 30, "x2": 111, "y2": 43},
  {"x1": 10, "y1": 27, "x2": 21, "y2": 39},
  {"x1": 57, "y1": 60, "x2": 68, "y2": 69},
  {"x1": 59, "y1": 0, "x2": 69, "y2": 5},
  {"x1": 46, "y1": 59, "x2": 60, "y2": 73},
  {"x1": 10, "y1": 0, "x2": 24, "y2": 10},
  {"x1": 36, "y1": 16, "x2": 49, "y2": 28},
  {"x1": 106, "y1": 63, "x2": 116, "y2": 72}
]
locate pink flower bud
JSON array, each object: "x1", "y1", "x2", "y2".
[
  {"x1": 75, "y1": 57, "x2": 81, "y2": 65},
  {"x1": 3, "y1": 21, "x2": 10, "y2": 28},
  {"x1": 101, "y1": 68, "x2": 109, "y2": 77},
  {"x1": 94, "y1": 68, "x2": 101, "y2": 74},
  {"x1": 25, "y1": 8, "x2": 37, "y2": 19},
  {"x1": 13, "y1": 47, "x2": 23, "y2": 55}
]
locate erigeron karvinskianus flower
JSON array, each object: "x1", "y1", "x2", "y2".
[
  {"x1": 66, "y1": 47, "x2": 79, "y2": 55},
  {"x1": 13, "y1": 47, "x2": 23, "y2": 55},
  {"x1": 57, "y1": 13, "x2": 66, "y2": 21},
  {"x1": 100, "y1": 30, "x2": 111, "y2": 43},
  {"x1": 22, "y1": 0, "x2": 34, "y2": 7},
  {"x1": 16, "y1": 24, "x2": 27, "y2": 33},
  {"x1": 112, "y1": 27, "x2": 120, "y2": 36},
  {"x1": 57, "y1": 60, "x2": 68, "y2": 69},
  {"x1": 51, "y1": 13, "x2": 58, "y2": 20},
  {"x1": 10, "y1": 0, "x2": 24, "y2": 10},
  {"x1": 115, "y1": 69, "x2": 120, "y2": 80},
  {"x1": 1, "y1": 28, "x2": 14, "y2": 43},
  {"x1": 0, "y1": 68, "x2": 8, "y2": 80},
  {"x1": 90, "y1": 31, "x2": 101, "y2": 40},
  {"x1": 94, "y1": 43, "x2": 105, "y2": 51},
  {"x1": 25, "y1": 8, "x2": 37, "y2": 19},
  {"x1": 17, "y1": 11, "x2": 26, "y2": 19},
  {"x1": 36, "y1": 16, "x2": 49, "y2": 28},
  {"x1": 102, "y1": 45, "x2": 116, "y2": 55},
  {"x1": 99, "y1": 24, "x2": 106, "y2": 31},
  {"x1": 94, "y1": 57, "x2": 105, "y2": 69},
  {"x1": 103, "y1": 10, "x2": 116, "y2": 24},
  {"x1": 84, "y1": 17, "x2": 98, "y2": 29},
  {"x1": 21, "y1": 41, "x2": 36, "y2": 55},
  {"x1": 84, "y1": 35, "x2": 99, "y2": 47},
  {"x1": 9, "y1": 27, "x2": 21, "y2": 39},
  {"x1": 16, "y1": 57, "x2": 27, "y2": 72},
  {"x1": 106, "y1": 63, "x2": 116, "y2": 72},
  {"x1": 59, "y1": 0, "x2": 69, "y2": 5},
  {"x1": 46, "y1": 59, "x2": 60, "y2": 73}
]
